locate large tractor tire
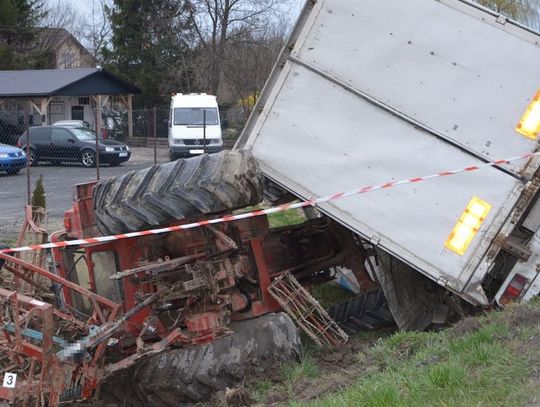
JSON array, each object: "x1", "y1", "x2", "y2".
[
  {"x1": 93, "y1": 150, "x2": 263, "y2": 235},
  {"x1": 327, "y1": 289, "x2": 395, "y2": 334},
  {"x1": 101, "y1": 313, "x2": 301, "y2": 406}
]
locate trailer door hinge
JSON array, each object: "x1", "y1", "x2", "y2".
[
  {"x1": 496, "y1": 15, "x2": 507, "y2": 25},
  {"x1": 437, "y1": 277, "x2": 449, "y2": 287}
]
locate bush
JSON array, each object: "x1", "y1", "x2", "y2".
[{"x1": 31, "y1": 175, "x2": 46, "y2": 209}]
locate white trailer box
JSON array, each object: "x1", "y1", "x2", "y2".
[{"x1": 236, "y1": 0, "x2": 540, "y2": 306}]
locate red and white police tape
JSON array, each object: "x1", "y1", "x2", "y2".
[{"x1": 1, "y1": 151, "x2": 539, "y2": 255}]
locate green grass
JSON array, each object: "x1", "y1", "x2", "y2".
[
  {"x1": 251, "y1": 378, "x2": 274, "y2": 400},
  {"x1": 282, "y1": 354, "x2": 320, "y2": 382},
  {"x1": 267, "y1": 208, "x2": 307, "y2": 228},
  {"x1": 250, "y1": 353, "x2": 321, "y2": 403},
  {"x1": 286, "y1": 301, "x2": 540, "y2": 407},
  {"x1": 232, "y1": 203, "x2": 306, "y2": 229},
  {"x1": 311, "y1": 283, "x2": 356, "y2": 309}
]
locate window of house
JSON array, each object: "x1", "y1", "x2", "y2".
[{"x1": 62, "y1": 53, "x2": 75, "y2": 69}]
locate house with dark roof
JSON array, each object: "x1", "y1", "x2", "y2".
[
  {"x1": 0, "y1": 27, "x2": 95, "y2": 70},
  {"x1": 0, "y1": 68, "x2": 141, "y2": 143},
  {"x1": 38, "y1": 28, "x2": 95, "y2": 69}
]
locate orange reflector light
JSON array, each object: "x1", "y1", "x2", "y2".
[
  {"x1": 445, "y1": 196, "x2": 492, "y2": 256},
  {"x1": 515, "y1": 90, "x2": 540, "y2": 140}
]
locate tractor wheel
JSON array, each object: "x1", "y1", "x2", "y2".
[
  {"x1": 93, "y1": 150, "x2": 263, "y2": 235},
  {"x1": 100, "y1": 313, "x2": 301, "y2": 406},
  {"x1": 327, "y1": 289, "x2": 395, "y2": 334}
]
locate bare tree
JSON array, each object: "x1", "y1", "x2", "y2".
[
  {"x1": 40, "y1": 0, "x2": 80, "y2": 30},
  {"x1": 36, "y1": 0, "x2": 78, "y2": 60},
  {"x1": 476, "y1": 0, "x2": 540, "y2": 28},
  {"x1": 223, "y1": 18, "x2": 286, "y2": 117},
  {"x1": 39, "y1": 0, "x2": 112, "y2": 61},
  {"x1": 190, "y1": 0, "x2": 285, "y2": 95},
  {"x1": 80, "y1": 0, "x2": 112, "y2": 60}
]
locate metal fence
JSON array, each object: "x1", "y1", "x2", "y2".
[{"x1": 0, "y1": 108, "x2": 236, "y2": 240}]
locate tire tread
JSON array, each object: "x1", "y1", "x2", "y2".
[{"x1": 93, "y1": 151, "x2": 263, "y2": 235}]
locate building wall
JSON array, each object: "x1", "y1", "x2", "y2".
[
  {"x1": 54, "y1": 40, "x2": 94, "y2": 69},
  {"x1": 47, "y1": 96, "x2": 95, "y2": 127}
]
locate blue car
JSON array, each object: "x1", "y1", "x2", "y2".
[{"x1": 0, "y1": 143, "x2": 26, "y2": 175}]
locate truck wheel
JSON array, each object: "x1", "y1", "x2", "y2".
[
  {"x1": 100, "y1": 313, "x2": 301, "y2": 406},
  {"x1": 374, "y1": 249, "x2": 445, "y2": 331},
  {"x1": 327, "y1": 289, "x2": 395, "y2": 334},
  {"x1": 93, "y1": 150, "x2": 263, "y2": 235}
]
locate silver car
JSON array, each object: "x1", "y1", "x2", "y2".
[{"x1": 53, "y1": 120, "x2": 92, "y2": 129}]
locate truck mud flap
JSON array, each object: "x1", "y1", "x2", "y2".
[{"x1": 374, "y1": 249, "x2": 445, "y2": 331}]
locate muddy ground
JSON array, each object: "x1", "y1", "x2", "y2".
[
  {"x1": 211, "y1": 303, "x2": 540, "y2": 407},
  {"x1": 207, "y1": 329, "x2": 396, "y2": 407}
]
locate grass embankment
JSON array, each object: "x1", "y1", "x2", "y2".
[{"x1": 247, "y1": 300, "x2": 540, "y2": 407}]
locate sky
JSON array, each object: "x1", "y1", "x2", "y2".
[{"x1": 52, "y1": 0, "x2": 306, "y2": 24}]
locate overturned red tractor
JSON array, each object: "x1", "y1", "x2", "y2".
[{"x1": 0, "y1": 151, "x2": 388, "y2": 405}]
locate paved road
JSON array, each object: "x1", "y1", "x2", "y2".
[{"x1": 0, "y1": 147, "x2": 170, "y2": 240}]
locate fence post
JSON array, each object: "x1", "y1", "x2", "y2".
[
  {"x1": 25, "y1": 108, "x2": 30, "y2": 205},
  {"x1": 203, "y1": 109, "x2": 207, "y2": 154},
  {"x1": 153, "y1": 107, "x2": 157, "y2": 165},
  {"x1": 95, "y1": 96, "x2": 101, "y2": 181}
]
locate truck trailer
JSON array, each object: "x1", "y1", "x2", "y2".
[{"x1": 236, "y1": 0, "x2": 540, "y2": 329}]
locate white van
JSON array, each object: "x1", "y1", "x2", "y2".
[{"x1": 168, "y1": 93, "x2": 224, "y2": 160}]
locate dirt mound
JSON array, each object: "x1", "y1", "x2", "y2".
[
  {"x1": 256, "y1": 329, "x2": 393, "y2": 405},
  {"x1": 224, "y1": 387, "x2": 254, "y2": 406},
  {"x1": 500, "y1": 304, "x2": 540, "y2": 328},
  {"x1": 450, "y1": 303, "x2": 540, "y2": 338},
  {"x1": 449, "y1": 316, "x2": 482, "y2": 337}
]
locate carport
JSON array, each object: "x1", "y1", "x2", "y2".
[{"x1": 0, "y1": 68, "x2": 141, "y2": 138}]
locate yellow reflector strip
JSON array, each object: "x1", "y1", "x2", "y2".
[
  {"x1": 445, "y1": 196, "x2": 492, "y2": 256},
  {"x1": 515, "y1": 90, "x2": 540, "y2": 140}
]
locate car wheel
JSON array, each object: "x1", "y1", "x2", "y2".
[
  {"x1": 169, "y1": 150, "x2": 177, "y2": 161},
  {"x1": 6, "y1": 168, "x2": 21, "y2": 175},
  {"x1": 28, "y1": 149, "x2": 37, "y2": 166},
  {"x1": 81, "y1": 150, "x2": 96, "y2": 168}
]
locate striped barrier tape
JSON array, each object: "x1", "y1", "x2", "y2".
[{"x1": 1, "y1": 151, "x2": 538, "y2": 255}]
